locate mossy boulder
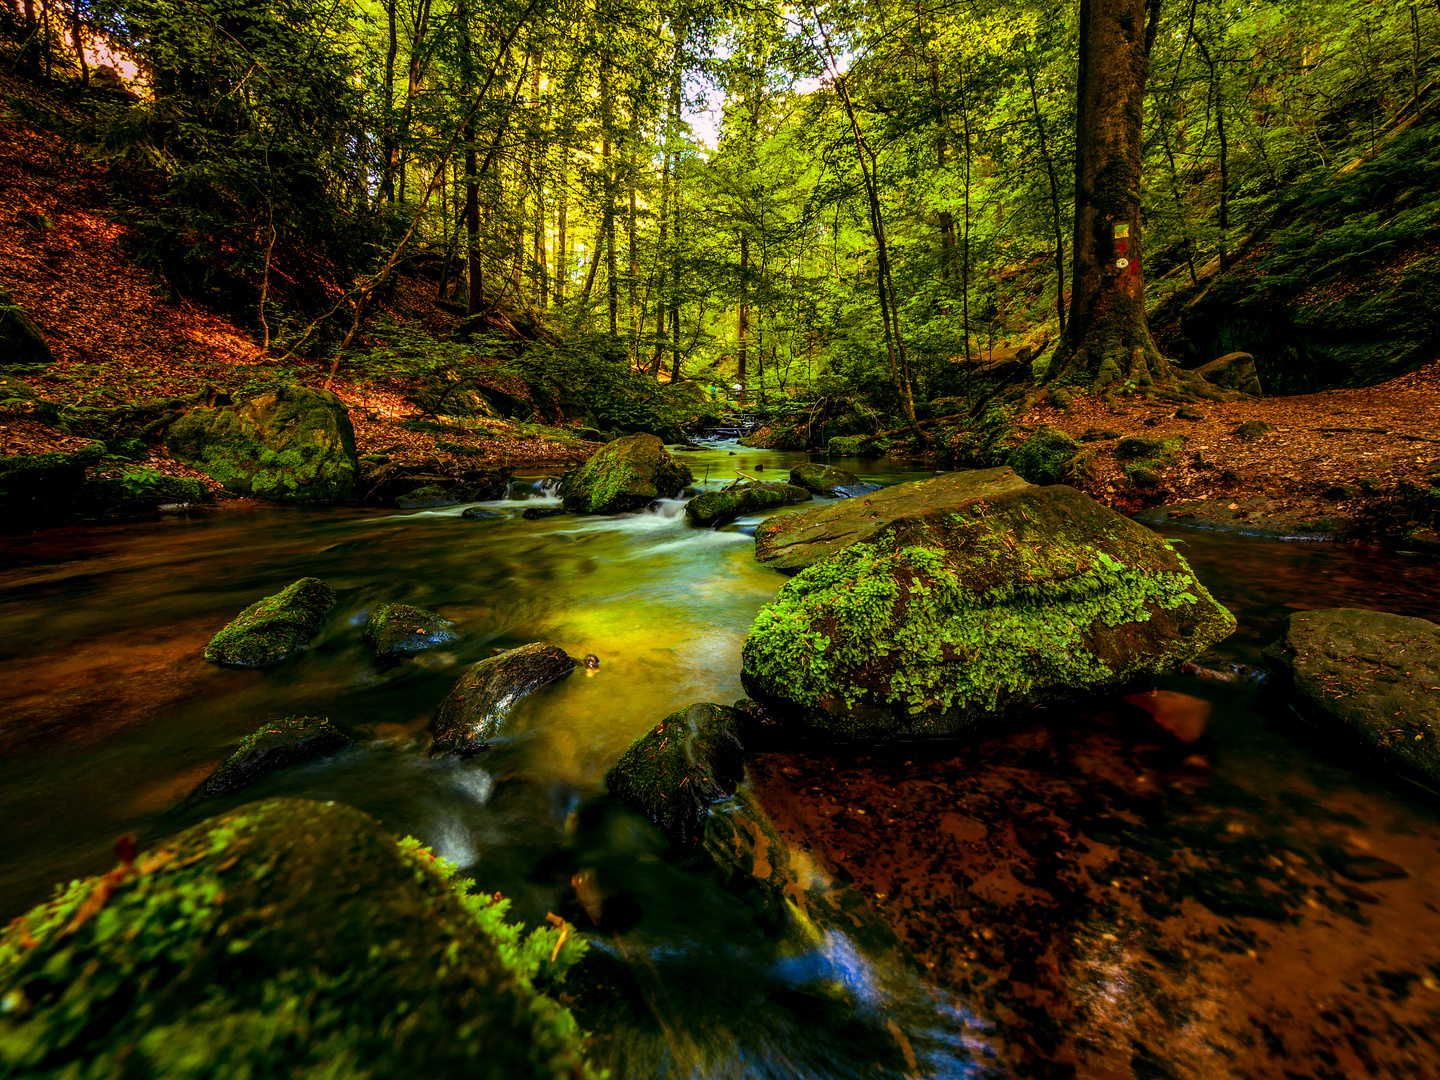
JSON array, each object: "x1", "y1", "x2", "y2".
[
  {"x1": 1263, "y1": 608, "x2": 1440, "y2": 790},
  {"x1": 741, "y1": 484, "x2": 1236, "y2": 740},
  {"x1": 396, "y1": 483, "x2": 455, "y2": 509},
  {"x1": 363, "y1": 603, "x2": 459, "y2": 657},
  {"x1": 605, "y1": 702, "x2": 748, "y2": 851},
  {"x1": 560, "y1": 433, "x2": 692, "y2": 514},
  {"x1": 740, "y1": 423, "x2": 808, "y2": 450},
  {"x1": 0, "y1": 799, "x2": 593, "y2": 1079},
  {"x1": 198, "y1": 716, "x2": 352, "y2": 797},
  {"x1": 1232, "y1": 420, "x2": 1275, "y2": 442},
  {"x1": 788, "y1": 462, "x2": 880, "y2": 498},
  {"x1": 685, "y1": 482, "x2": 811, "y2": 526},
  {"x1": 1194, "y1": 352, "x2": 1262, "y2": 396},
  {"x1": 431, "y1": 643, "x2": 575, "y2": 755},
  {"x1": 1008, "y1": 427, "x2": 1081, "y2": 485},
  {"x1": 0, "y1": 287, "x2": 54, "y2": 373},
  {"x1": 0, "y1": 442, "x2": 106, "y2": 526},
  {"x1": 204, "y1": 577, "x2": 336, "y2": 667},
  {"x1": 754, "y1": 467, "x2": 1030, "y2": 571},
  {"x1": 1114, "y1": 436, "x2": 1184, "y2": 462},
  {"x1": 166, "y1": 384, "x2": 358, "y2": 505}
]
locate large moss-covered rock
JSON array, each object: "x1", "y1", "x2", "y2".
[
  {"x1": 0, "y1": 799, "x2": 592, "y2": 1080},
  {"x1": 431, "y1": 643, "x2": 575, "y2": 755},
  {"x1": 204, "y1": 577, "x2": 336, "y2": 667},
  {"x1": 166, "y1": 384, "x2": 358, "y2": 504},
  {"x1": 605, "y1": 703, "x2": 747, "y2": 850},
  {"x1": 742, "y1": 484, "x2": 1235, "y2": 740},
  {"x1": 0, "y1": 287, "x2": 54, "y2": 372},
  {"x1": 1263, "y1": 608, "x2": 1440, "y2": 789},
  {"x1": 0, "y1": 442, "x2": 105, "y2": 526},
  {"x1": 685, "y1": 482, "x2": 811, "y2": 527},
  {"x1": 560, "y1": 433, "x2": 692, "y2": 514},
  {"x1": 754, "y1": 467, "x2": 1029, "y2": 571},
  {"x1": 1008, "y1": 427, "x2": 1081, "y2": 485},
  {"x1": 198, "y1": 716, "x2": 352, "y2": 797},
  {"x1": 364, "y1": 603, "x2": 459, "y2": 657},
  {"x1": 1194, "y1": 352, "x2": 1263, "y2": 396},
  {"x1": 788, "y1": 463, "x2": 879, "y2": 498}
]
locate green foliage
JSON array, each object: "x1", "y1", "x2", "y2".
[{"x1": 1007, "y1": 426, "x2": 1080, "y2": 485}]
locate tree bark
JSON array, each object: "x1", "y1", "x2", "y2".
[
  {"x1": 1046, "y1": 0, "x2": 1167, "y2": 393},
  {"x1": 737, "y1": 231, "x2": 750, "y2": 407}
]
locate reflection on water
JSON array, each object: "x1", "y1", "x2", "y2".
[{"x1": 1, "y1": 444, "x2": 1439, "y2": 1079}]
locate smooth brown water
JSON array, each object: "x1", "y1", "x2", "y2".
[{"x1": 2, "y1": 448, "x2": 1438, "y2": 1079}]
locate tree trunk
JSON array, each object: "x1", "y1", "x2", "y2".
[
  {"x1": 601, "y1": 54, "x2": 617, "y2": 336},
  {"x1": 1022, "y1": 46, "x2": 1066, "y2": 336},
  {"x1": 1046, "y1": 0, "x2": 1166, "y2": 393},
  {"x1": 381, "y1": 0, "x2": 398, "y2": 202},
  {"x1": 70, "y1": 0, "x2": 87, "y2": 86},
  {"x1": 459, "y1": 0, "x2": 482, "y2": 317},
  {"x1": 737, "y1": 232, "x2": 749, "y2": 407}
]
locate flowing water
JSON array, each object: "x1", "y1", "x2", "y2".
[{"x1": 2, "y1": 445, "x2": 1439, "y2": 1078}]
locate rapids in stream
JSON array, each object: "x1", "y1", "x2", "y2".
[{"x1": 2, "y1": 442, "x2": 1439, "y2": 1078}]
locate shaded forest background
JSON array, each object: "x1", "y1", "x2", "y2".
[{"x1": 2, "y1": 0, "x2": 1439, "y2": 436}]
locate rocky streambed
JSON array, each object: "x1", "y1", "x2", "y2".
[{"x1": 1, "y1": 440, "x2": 1438, "y2": 1080}]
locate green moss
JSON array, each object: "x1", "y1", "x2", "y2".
[
  {"x1": 165, "y1": 385, "x2": 358, "y2": 505},
  {"x1": 686, "y1": 482, "x2": 810, "y2": 527},
  {"x1": 202, "y1": 716, "x2": 352, "y2": 796},
  {"x1": 741, "y1": 487, "x2": 1235, "y2": 738},
  {"x1": 0, "y1": 799, "x2": 593, "y2": 1079},
  {"x1": 204, "y1": 577, "x2": 336, "y2": 667},
  {"x1": 1114, "y1": 436, "x2": 1185, "y2": 462},
  {"x1": 1007, "y1": 427, "x2": 1081, "y2": 485},
  {"x1": 560, "y1": 432, "x2": 692, "y2": 514},
  {"x1": 1232, "y1": 421, "x2": 1275, "y2": 442},
  {"x1": 605, "y1": 703, "x2": 747, "y2": 850},
  {"x1": 827, "y1": 435, "x2": 863, "y2": 456},
  {"x1": 362, "y1": 602, "x2": 458, "y2": 655}
]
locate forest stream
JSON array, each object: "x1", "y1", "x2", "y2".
[{"x1": 3, "y1": 443, "x2": 1440, "y2": 1079}]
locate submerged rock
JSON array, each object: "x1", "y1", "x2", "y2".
[
  {"x1": 788, "y1": 462, "x2": 879, "y2": 498},
  {"x1": 685, "y1": 482, "x2": 811, "y2": 527},
  {"x1": 742, "y1": 483, "x2": 1235, "y2": 740},
  {"x1": 523, "y1": 506, "x2": 567, "y2": 520},
  {"x1": 605, "y1": 703, "x2": 748, "y2": 850},
  {"x1": 198, "y1": 716, "x2": 352, "y2": 797},
  {"x1": 463, "y1": 507, "x2": 501, "y2": 519},
  {"x1": 1264, "y1": 608, "x2": 1440, "y2": 789},
  {"x1": 560, "y1": 433, "x2": 693, "y2": 514},
  {"x1": 204, "y1": 577, "x2": 336, "y2": 667},
  {"x1": 431, "y1": 642, "x2": 576, "y2": 755},
  {"x1": 754, "y1": 466, "x2": 1029, "y2": 571},
  {"x1": 396, "y1": 484, "x2": 456, "y2": 509},
  {"x1": 0, "y1": 799, "x2": 593, "y2": 1079},
  {"x1": 166, "y1": 384, "x2": 358, "y2": 504},
  {"x1": 363, "y1": 603, "x2": 459, "y2": 657}
]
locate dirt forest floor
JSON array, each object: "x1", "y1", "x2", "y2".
[{"x1": 0, "y1": 79, "x2": 594, "y2": 488}]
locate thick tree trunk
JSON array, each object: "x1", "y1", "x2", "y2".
[
  {"x1": 1047, "y1": 0, "x2": 1167, "y2": 393},
  {"x1": 460, "y1": 0, "x2": 482, "y2": 318}
]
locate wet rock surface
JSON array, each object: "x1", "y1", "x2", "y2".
[
  {"x1": 0, "y1": 799, "x2": 592, "y2": 1079},
  {"x1": 362, "y1": 603, "x2": 459, "y2": 657},
  {"x1": 743, "y1": 483, "x2": 1235, "y2": 740},
  {"x1": 197, "y1": 715, "x2": 352, "y2": 797},
  {"x1": 561, "y1": 433, "x2": 693, "y2": 514},
  {"x1": 203, "y1": 577, "x2": 335, "y2": 667},
  {"x1": 744, "y1": 705, "x2": 1440, "y2": 1079},
  {"x1": 685, "y1": 482, "x2": 811, "y2": 527},
  {"x1": 605, "y1": 702, "x2": 748, "y2": 850},
  {"x1": 431, "y1": 642, "x2": 576, "y2": 755},
  {"x1": 1134, "y1": 495, "x2": 1353, "y2": 539},
  {"x1": 360, "y1": 456, "x2": 510, "y2": 508},
  {"x1": 754, "y1": 466, "x2": 1031, "y2": 571},
  {"x1": 787, "y1": 463, "x2": 879, "y2": 498},
  {"x1": 1264, "y1": 607, "x2": 1440, "y2": 789},
  {"x1": 165, "y1": 384, "x2": 359, "y2": 505}
]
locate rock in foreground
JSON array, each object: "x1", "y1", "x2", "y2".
[
  {"x1": 754, "y1": 467, "x2": 1029, "y2": 571},
  {"x1": 685, "y1": 482, "x2": 811, "y2": 527},
  {"x1": 561, "y1": 433, "x2": 692, "y2": 514},
  {"x1": 0, "y1": 799, "x2": 592, "y2": 1079},
  {"x1": 431, "y1": 643, "x2": 575, "y2": 755},
  {"x1": 364, "y1": 603, "x2": 459, "y2": 656},
  {"x1": 166, "y1": 384, "x2": 359, "y2": 504},
  {"x1": 605, "y1": 702, "x2": 747, "y2": 850},
  {"x1": 1264, "y1": 608, "x2": 1440, "y2": 789},
  {"x1": 198, "y1": 715, "x2": 352, "y2": 797},
  {"x1": 204, "y1": 577, "x2": 336, "y2": 667},
  {"x1": 742, "y1": 484, "x2": 1235, "y2": 740}
]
